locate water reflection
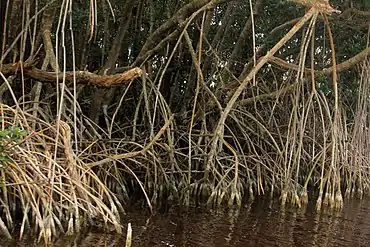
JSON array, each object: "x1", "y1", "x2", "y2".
[{"x1": 2, "y1": 197, "x2": 370, "y2": 246}]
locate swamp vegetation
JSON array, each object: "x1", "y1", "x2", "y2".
[{"x1": 0, "y1": 0, "x2": 370, "y2": 243}]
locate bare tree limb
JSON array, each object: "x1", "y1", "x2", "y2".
[
  {"x1": 131, "y1": 0, "x2": 231, "y2": 68},
  {"x1": 1, "y1": 64, "x2": 142, "y2": 87},
  {"x1": 269, "y1": 46, "x2": 370, "y2": 75}
]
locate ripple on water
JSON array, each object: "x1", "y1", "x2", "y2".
[{"x1": 1, "y1": 197, "x2": 370, "y2": 247}]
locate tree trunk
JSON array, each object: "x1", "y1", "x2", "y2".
[
  {"x1": 226, "y1": 0, "x2": 265, "y2": 76},
  {"x1": 89, "y1": 0, "x2": 136, "y2": 124}
]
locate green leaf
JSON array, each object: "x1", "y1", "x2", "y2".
[
  {"x1": 0, "y1": 155, "x2": 8, "y2": 162},
  {"x1": 0, "y1": 130, "x2": 10, "y2": 138}
]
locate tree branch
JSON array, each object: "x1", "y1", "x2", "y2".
[
  {"x1": 1, "y1": 64, "x2": 142, "y2": 87},
  {"x1": 269, "y1": 46, "x2": 370, "y2": 75},
  {"x1": 131, "y1": 0, "x2": 231, "y2": 67}
]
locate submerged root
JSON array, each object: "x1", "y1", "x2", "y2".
[
  {"x1": 329, "y1": 193, "x2": 335, "y2": 209},
  {"x1": 228, "y1": 190, "x2": 242, "y2": 207},
  {"x1": 217, "y1": 190, "x2": 227, "y2": 206},
  {"x1": 292, "y1": 192, "x2": 302, "y2": 208},
  {"x1": 207, "y1": 190, "x2": 218, "y2": 207},
  {"x1": 357, "y1": 188, "x2": 363, "y2": 199},
  {"x1": 206, "y1": 187, "x2": 230, "y2": 207},
  {"x1": 66, "y1": 216, "x2": 75, "y2": 236},
  {"x1": 167, "y1": 182, "x2": 179, "y2": 202},
  {"x1": 281, "y1": 191, "x2": 288, "y2": 207},
  {"x1": 0, "y1": 217, "x2": 12, "y2": 239},
  {"x1": 323, "y1": 192, "x2": 330, "y2": 206},
  {"x1": 248, "y1": 183, "x2": 255, "y2": 202},
  {"x1": 198, "y1": 182, "x2": 213, "y2": 200},
  {"x1": 300, "y1": 190, "x2": 308, "y2": 206},
  {"x1": 344, "y1": 187, "x2": 351, "y2": 198},
  {"x1": 316, "y1": 196, "x2": 322, "y2": 211},
  {"x1": 334, "y1": 190, "x2": 343, "y2": 210}
]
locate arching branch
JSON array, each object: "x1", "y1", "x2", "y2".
[{"x1": 1, "y1": 64, "x2": 142, "y2": 87}]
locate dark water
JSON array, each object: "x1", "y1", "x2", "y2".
[{"x1": 2, "y1": 197, "x2": 370, "y2": 246}]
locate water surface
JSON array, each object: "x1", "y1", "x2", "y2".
[{"x1": 2, "y1": 197, "x2": 370, "y2": 246}]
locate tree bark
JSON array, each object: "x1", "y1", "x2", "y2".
[
  {"x1": 6, "y1": 0, "x2": 22, "y2": 62},
  {"x1": 227, "y1": 0, "x2": 265, "y2": 74},
  {"x1": 1, "y1": 63, "x2": 142, "y2": 87},
  {"x1": 131, "y1": 0, "x2": 231, "y2": 68}
]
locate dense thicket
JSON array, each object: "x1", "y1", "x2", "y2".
[{"x1": 0, "y1": 0, "x2": 369, "y2": 242}]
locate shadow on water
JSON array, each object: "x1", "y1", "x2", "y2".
[{"x1": 2, "y1": 197, "x2": 370, "y2": 247}]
